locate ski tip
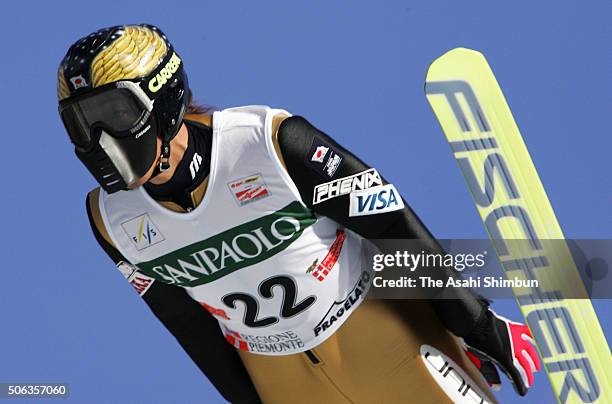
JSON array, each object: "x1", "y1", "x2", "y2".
[
  {"x1": 425, "y1": 47, "x2": 488, "y2": 88},
  {"x1": 435, "y1": 47, "x2": 483, "y2": 62}
]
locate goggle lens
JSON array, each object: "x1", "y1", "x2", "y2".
[{"x1": 60, "y1": 87, "x2": 148, "y2": 148}]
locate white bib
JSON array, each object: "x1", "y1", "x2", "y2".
[{"x1": 99, "y1": 105, "x2": 371, "y2": 355}]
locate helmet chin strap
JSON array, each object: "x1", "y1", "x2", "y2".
[{"x1": 151, "y1": 139, "x2": 171, "y2": 179}]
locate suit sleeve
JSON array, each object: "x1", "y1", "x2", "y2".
[
  {"x1": 85, "y1": 191, "x2": 261, "y2": 404},
  {"x1": 276, "y1": 116, "x2": 489, "y2": 337}
]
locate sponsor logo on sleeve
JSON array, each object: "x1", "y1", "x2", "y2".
[
  {"x1": 313, "y1": 168, "x2": 383, "y2": 205},
  {"x1": 324, "y1": 153, "x2": 342, "y2": 177},
  {"x1": 305, "y1": 138, "x2": 343, "y2": 179},
  {"x1": 348, "y1": 184, "x2": 404, "y2": 217},
  {"x1": 116, "y1": 261, "x2": 155, "y2": 296},
  {"x1": 228, "y1": 173, "x2": 271, "y2": 206},
  {"x1": 121, "y1": 214, "x2": 165, "y2": 250}
]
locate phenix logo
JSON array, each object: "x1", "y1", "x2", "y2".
[
  {"x1": 148, "y1": 52, "x2": 182, "y2": 93},
  {"x1": 313, "y1": 168, "x2": 382, "y2": 205},
  {"x1": 121, "y1": 214, "x2": 165, "y2": 251}
]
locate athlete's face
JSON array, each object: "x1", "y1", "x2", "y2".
[
  {"x1": 128, "y1": 122, "x2": 189, "y2": 188},
  {"x1": 127, "y1": 135, "x2": 162, "y2": 189}
]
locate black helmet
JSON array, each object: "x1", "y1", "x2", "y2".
[{"x1": 57, "y1": 24, "x2": 189, "y2": 193}]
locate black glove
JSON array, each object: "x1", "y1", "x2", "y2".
[
  {"x1": 463, "y1": 345, "x2": 502, "y2": 391},
  {"x1": 463, "y1": 309, "x2": 541, "y2": 396}
]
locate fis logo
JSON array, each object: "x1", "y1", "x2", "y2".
[
  {"x1": 121, "y1": 213, "x2": 165, "y2": 250},
  {"x1": 313, "y1": 168, "x2": 382, "y2": 205},
  {"x1": 349, "y1": 184, "x2": 404, "y2": 217},
  {"x1": 148, "y1": 52, "x2": 182, "y2": 93}
]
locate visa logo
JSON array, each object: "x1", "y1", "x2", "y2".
[{"x1": 349, "y1": 184, "x2": 404, "y2": 217}]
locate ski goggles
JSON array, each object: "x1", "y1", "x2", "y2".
[
  {"x1": 59, "y1": 80, "x2": 154, "y2": 149},
  {"x1": 58, "y1": 80, "x2": 158, "y2": 193}
]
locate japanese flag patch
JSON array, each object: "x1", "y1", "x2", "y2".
[{"x1": 305, "y1": 137, "x2": 343, "y2": 179}]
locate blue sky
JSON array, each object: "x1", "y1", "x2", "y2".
[{"x1": 0, "y1": 1, "x2": 609, "y2": 403}]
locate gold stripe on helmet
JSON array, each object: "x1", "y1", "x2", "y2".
[{"x1": 92, "y1": 26, "x2": 167, "y2": 87}]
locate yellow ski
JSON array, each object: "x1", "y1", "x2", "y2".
[{"x1": 425, "y1": 48, "x2": 611, "y2": 403}]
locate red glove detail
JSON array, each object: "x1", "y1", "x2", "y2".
[
  {"x1": 465, "y1": 348, "x2": 481, "y2": 369},
  {"x1": 507, "y1": 320, "x2": 542, "y2": 388},
  {"x1": 464, "y1": 309, "x2": 542, "y2": 396}
]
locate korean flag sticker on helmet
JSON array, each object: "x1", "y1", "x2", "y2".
[{"x1": 348, "y1": 184, "x2": 404, "y2": 216}]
